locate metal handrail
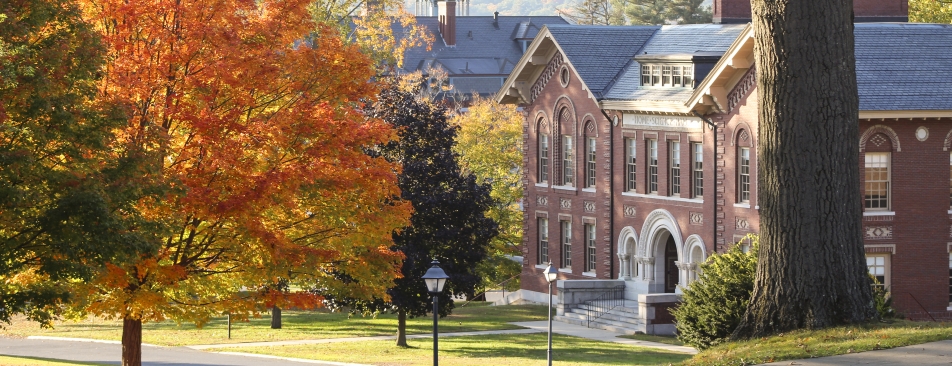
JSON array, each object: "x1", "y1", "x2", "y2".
[
  {"x1": 585, "y1": 285, "x2": 626, "y2": 327},
  {"x1": 459, "y1": 273, "x2": 521, "y2": 308},
  {"x1": 904, "y1": 292, "x2": 937, "y2": 322}
]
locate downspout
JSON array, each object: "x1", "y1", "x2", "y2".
[
  {"x1": 600, "y1": 109, "x2": 615, "y2": 278},
  {"x1": 693, "y1": 111, "x2": 718, "y2": 254}
]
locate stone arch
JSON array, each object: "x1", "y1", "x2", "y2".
[
  {"x1": 684, "y1": 234, "x2": 706, "y2": 283},
  {"x1": 731, "y1": 121, "x2": 754, "y2": 147},
  {"x1": 860, "y1": 125, "x2": 901, "y2": 152},
  {"x1": 943, "y1": 129, "x2": 952, "y2": 151},
  {"x1": 638, "y1": 209, "x2": 684, "y2": 260},
  {"x1": 553, "y1": 95, "x2": 578, "y2": 135},
  {"x1": 616, "y1": 226, "x2": 639, "y2": 280},
  {"x1": 581, "y1": 114, "x2": 598, "y2": 137},
  {"x1": 533, "y1": 110, "x2": 549, "y2": 135}
]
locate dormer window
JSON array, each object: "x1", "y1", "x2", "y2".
[{"x1": 641, "y1": 64, "x2": 693, "y2": 87}]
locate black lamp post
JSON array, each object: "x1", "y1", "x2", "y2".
[
  {"x1": 542, "y1": 262, "x2": 558, "y2": 366},
  {"x1": 422, "y1": 259, "x2": 449, "y2": 366}
]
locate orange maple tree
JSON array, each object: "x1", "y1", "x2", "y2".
[{"x1": 74, "y1": 1, "x2": 410, "y2": 364}]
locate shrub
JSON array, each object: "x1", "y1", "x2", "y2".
[
  {"x1": 672, "y1": 235, "x2": 758, "y2": 350},
  {"x1": 870, "y1": 274, "x2": 896, "y2": 319}
]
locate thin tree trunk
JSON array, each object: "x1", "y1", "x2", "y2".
[
  {"x1": 271, "y1": 306, "x2": 282, "y2": 329},
  {"x1": 121, "y1": 317, "x2": 142, "y2": 366},
  {"x1": 396, "y1": 309, "x2": 408, "y2": 347},
  {"x1": 733, "y1": 0, "x2": 876, "y2": 339}
]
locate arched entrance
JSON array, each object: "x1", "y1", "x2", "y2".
[{"x1": 664, "y1": 236, "x2": 678, "y2": 293}]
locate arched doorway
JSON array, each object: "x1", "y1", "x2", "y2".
[{"x1": 664, "y1": 236, "x2": 678, "y2": 293}]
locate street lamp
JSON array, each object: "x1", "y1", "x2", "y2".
[
  {"x1": 422, "y1": 259, "x2": 449, "y2": 366},
  {"x1": 542, "y1": 262, "x2": 558, "y2": 366}
]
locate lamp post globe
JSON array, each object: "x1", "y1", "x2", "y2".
[
  {"x1": 543, "y1": 263, "x2": 557, "y2": 366},
  {"x1": 422, "y1": 259, "x2": 449, "y2": 366}
]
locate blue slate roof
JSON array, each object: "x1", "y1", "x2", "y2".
[
  {"x1": 402, "y1": 16, "x2": 569, "y2": 76},
  {"x1": 855, "y1": 23, "x2": 952, "y2": 111},
  {"x1": 603, "y1": 24, "x2": 746, "y2": 102},
  {"x1": 545, "y1": 25, "x2": 660, "y2": 98}
]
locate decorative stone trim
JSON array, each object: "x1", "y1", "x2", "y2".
[
  {"x1": 689, "y1": 212, "x2": 703, "y2": 225},
  {"x1": 559, "y1": 198, "x2": 571, "y2": 209},
  {"x1": 735, "y1": 217, "x2": 750, "y2": 231},
  {"x1": 727, "y1": 66, "x2": 756, "y2": 113},
  {"x1": 859, "y1": 125, "x2": 901, "y2": 152},
  {"x1": 864, "y1": 226, "x2": 893, "y2": 240},
  {"x1": 864, "y1": 244, "x2": 896, "y2": 254},
  {"x1": 623, "y1": 205, "x2": 637, "y2": 217},
  {"x1": 529, "y1": 52, "x2": 563, "y2": 103},
  {"x1": 583, "y1": 201, "x2": 595, "y2": 213},
  {"x1": 537, "y1": 195, "x2": 548, "y2": 206}
]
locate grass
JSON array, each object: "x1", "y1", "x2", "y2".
[
  {"x1": 0, "y1": 302, "x2": 547, "y2": 347},
  {"x1": 681, "y1": 320, "x2": 952, "y2": 366},
  {"x1": 618, "y1": 333, "x2": 685, "y2": 346},
  {"x1": 209, "y1": 333, "x2": 693, "y2": 365},
  {"x1": 0, "y1": 356, "x2": 107, "y2": 366}
]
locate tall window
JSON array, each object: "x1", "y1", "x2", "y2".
[
  {"x1": 948, "y1": 251, "x2": 952, "y2": 305},
  {"x1": 625, "y1": 138, "x2": 636, "y2": 192},
  {"x1": 670, "y1": 141, "x2": 681, "y2": 195},
  {"x1": 662, "y1": 65, "x2": 672, "y2": 86},
  {"x1": 538, "y1": 218, "x2": 548, "y2": 265},
  {"x1": 585, "y1": 224, "x2": 596, "y2": 272},
  {"x1": 648, "y1": 139, "x2": 658, "y2": 193},
  {"x1": 586, "y1": 137, "x2": 596, "y2": 188},
  {"x1": 738, "y1": 147, "x2": 750, "y2": 203},
  {"x1": 539, "y1": 134, "x2": 549, "y2": 183},
  {"x1": 692, "y1": 143, "x2": 703, "y2": 198},
  {"x1": 866, "y1": 254, "x2": 889, "y2": 291},
  {"x1": 562, "y1": 135, "x2": 574, "y2": 186},
  {"x1": 864, "y1": 153, "x2": 890, "y2": 210},
  {"x1": 561, "y1": 220, "x2": 572, "y2": 268}
]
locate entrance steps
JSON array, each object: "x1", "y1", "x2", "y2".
[{"x1": 554, "y1": 300, "x2": 644, "y2": 335}]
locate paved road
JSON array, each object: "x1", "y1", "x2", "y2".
[
  {"x1": 0, "y1": 337, "x2": 368, "y2": 366},
  {"x1": 766, "y1": 339, "x2": 952, "y2": 366}
]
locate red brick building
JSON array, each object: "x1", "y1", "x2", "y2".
[{"x1": 496, "y1": 1, "x2": 952, "y2": 331}]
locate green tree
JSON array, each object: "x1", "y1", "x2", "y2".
[
  {"x1": 625, "y1": 0, "x2": 669, "y2": 24},
  {"x1": 0, "y1": 0, "x2": 153, "y2": 327},
  {"x1": 667, "y1": 0, "x2": 711, "y2": 24},
  {"x1": 910, "y1": 0, "x2": 952, "y2": 23},
  {"x1": 731, "y1": 0, "x2": 875, "y2": 339},
  {"x1": 359, "y1": 80, "x2": 498, "y2": 347},
  {"x1": 625, "y1": 0, "x2": 711, "y2": 25},
  {"x1": 450, "y1": 95, "x2": 524, "y2": 293}
]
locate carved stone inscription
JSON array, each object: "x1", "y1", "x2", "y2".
[{"x1": 623, "y1": 114, "x2": 703, "y2": 131}]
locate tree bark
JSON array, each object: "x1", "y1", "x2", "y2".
[
  {"x1": 396, "y1": 309, "x2": 408, "y2": 347},
  {"x1": 732, "y1": 0, "x2": 876, "y2": 339},
  {"x1": 121, "y1": 317, "x2": 142, "y2": 366},
  {"x1": 271, "y1": 306, "x2": 282, "y2": 329}
]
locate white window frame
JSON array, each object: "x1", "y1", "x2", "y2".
[
  {"x1": 648, "y1": 139, "x2": 658, "y2": 194},
  {"x1": 864, "y1": 152, "x2": 890, "y2": 211},
  {"x1": 538, "y1": 218, "x2": 548, "y2": 265},
  {"x1": 585, "y1": 223, "x2": 596, "y2": 272},
  {"x1": 625, "y1": 138, "x2": 636, "y2": 192},
  {"x1": 586, "y1": 137, "x2": 596, "y2": 188},
  {"x1": 670, "y1": 141, "x2": 681, "y2": 196},
  {"x1": 866, "y1": 254, "x2": 890, "y2": 291},
  {"x1": 738, "y1": 146, "x2": 750, "y2": 203},
  {"x1": 693, "y1": 143, "x2": 703, "y2": 198},
  {"x1": 539, "y1": 134, "x2": 549, "y2": 183},
  {"x1": 561, "y1": 220, "x2": 572, "y2": 269},
  {"x1": 562, "y1": 135, "x2": 574, "y2": 187}
]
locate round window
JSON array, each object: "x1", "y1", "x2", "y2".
[{"x1": 559, "y1": 67, "x2": 570, "y2": 87}]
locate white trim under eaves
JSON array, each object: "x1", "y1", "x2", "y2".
[
  {"x1": 859, "y1": 110, "x2": 952, "y2": 119},
  {"x1": 599, "y1": 100, "x2": 692, "y2": 114},
  {"x1": 685, "y1": 23, "x2": 755, "y2": 113}
]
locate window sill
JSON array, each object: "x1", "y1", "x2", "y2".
[
  {"x1": 534, "y1": 264, "x2": 549, "y2": 270},
  {"x1": 582, "y1": 271, "x2": 597, "y2": 278},
  {"x1": 552, "y1": 185, "x2": 576, "y2": 192},
  {"x1": 582, "y1": 188, "x2": 596, "y2": 193},
  {"x1": 863, "y1": 211, "x2": 895, "y2": 217},
  {"x1": 621, "y1": 192, "x2": 703, "y2": 204},
  {"x1": 535, "y1": 182, "x2": 549, "y2": 188},
  {"x1": 734, "y1": 203, "x2": 751, "y2": 209},
  {"x1": 558, "y1": 268, "x2": 573, "y2": 273}
]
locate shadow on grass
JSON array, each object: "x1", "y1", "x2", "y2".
[{"x1": 0, "y1": 355, "x2": 112, "y2": 366}]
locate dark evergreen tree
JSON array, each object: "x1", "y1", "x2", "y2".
[{"x1": 360, "y1": 82, "x2": 498, "y2": 347}]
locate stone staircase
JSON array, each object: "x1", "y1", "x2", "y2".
[{"x1": 554, "y1": 299, "x2": 644, "y2": 335}]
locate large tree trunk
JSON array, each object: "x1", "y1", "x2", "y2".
[
  {"x1": 733, "y1": 0, "x2": 876, "y2": 339},
  {"x1": 396, "y1": 309, "x2": 408, "y2": 347},
  {"x1": 271, "y1": 306, "x2": 282, "y2": 329},
  {"x1": 121, "y1": 317, "x2": 142, "y2": 366}
]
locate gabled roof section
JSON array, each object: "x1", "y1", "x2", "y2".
[
  {"x1": 688, "y1": 23, "x2": 952, "y2": 116},
  {"x1": 402, "y1": 16, "x2": 569, "y2": 77},
  {"x1": 602, "y1": 24, "x2": 746, "y2": 112},
  {"x1": 496, "y1": 25, "x2": 659, "y2": 104},
  {"x1": 546, "y1": 25, "x2": 659, "y2": 98}
]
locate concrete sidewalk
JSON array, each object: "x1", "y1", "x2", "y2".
[
  {"x1": 765, "y1": 339, "x2": 952, "y2": 366},
  {"x1": 186, "y1": 328, "x2": 544, "y2": 350},
  {"x1": 512, "y1": 321, "x2": 698, "y2": 354}
]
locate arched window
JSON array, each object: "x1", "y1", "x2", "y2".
[
  {"x1": 735, "y1": 128, "x2": 752, "y2": 204},
  {"x1": 583, "y1": 120, "x2": 597, "y2": 189},
  {"x1": 558, "y1": 107, "x2": 574, "y2": 187},
  {"x1": 537, "y1": 118, "x2": 549, "y2": 183},
  {"x1": 863, "y1": 133, "x2": 893, "y2": 211}
]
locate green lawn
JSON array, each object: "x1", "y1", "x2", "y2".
[
  {"x1": 209, "y1": 333, "x2": 693, "y2": 366},
  {"x1": 618, "y1": 333, "x2": 685, "y2": 346},
  {"x1": 0, "y1": 303, "x2": 548, "y2": 347},
  {"x1": 681, "y1": 320, "x2": 952, "y2": 366},
  {"x1": 0, "y1": 356, "x2": 107, "y2": 366}
]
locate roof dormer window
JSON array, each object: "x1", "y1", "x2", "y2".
[{"x1": 641, "y1": 64, "x2": 693, "y2": 87}]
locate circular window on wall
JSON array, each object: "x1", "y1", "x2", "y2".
[{"x1": 559, "y1": 66, "x2": 570, "y2": 87}]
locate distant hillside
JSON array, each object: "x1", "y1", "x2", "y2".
[{"x1": 404, "y1": 0, "x2": 574, "y2": 16}]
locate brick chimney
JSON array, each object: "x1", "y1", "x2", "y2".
[
  {"x1": 713, "y1": 0, "x2": 908, "y2": 24},
  {"x1": 438, "y1": 0, "x2": 457, "y2": 47}
]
